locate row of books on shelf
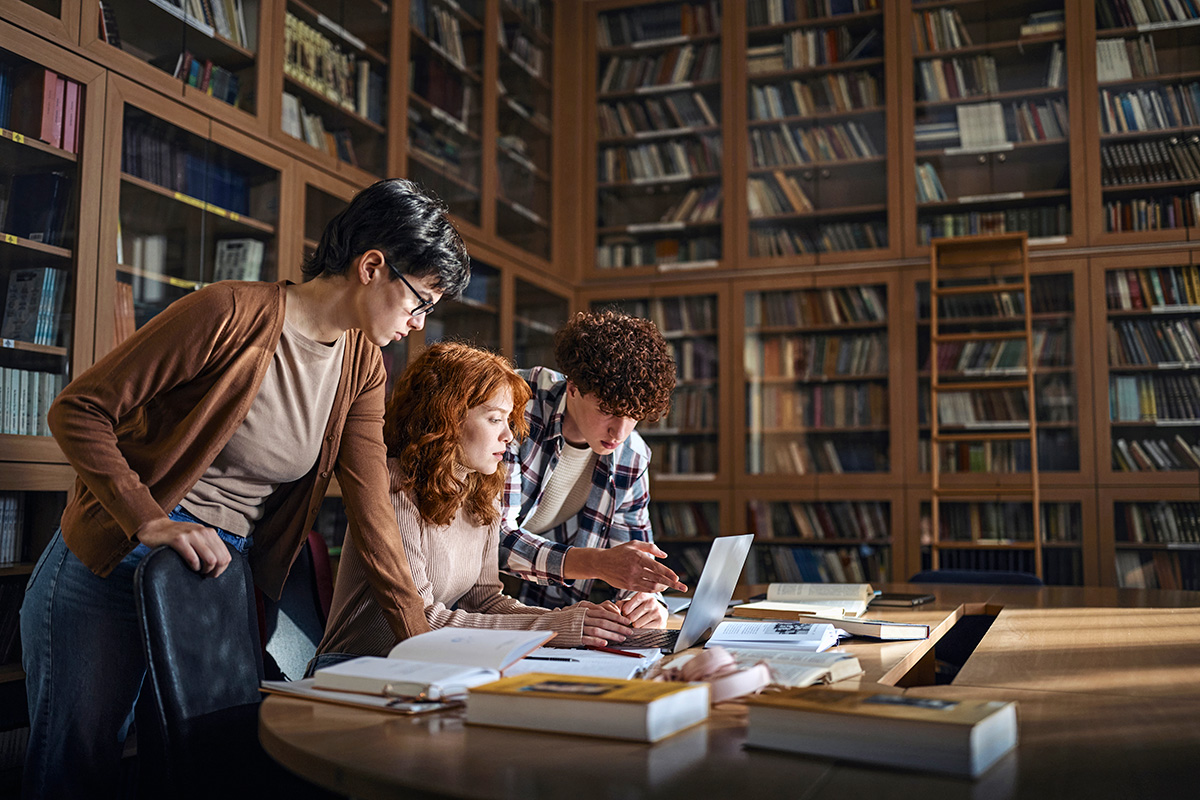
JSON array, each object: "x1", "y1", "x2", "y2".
[
  {"x1": 930, "y1": 548, "x2": 1082, "y2": 586},
  {"x1": 749, "y1": 71, "x2": 880, "y2": 120},
  {"x1": 911, "y1": 8, "x2": 973, "y2": 54},
  {"x1": 750, "y1": 221, "x2": 887, "y2": 256},
  {"x1": 596, "y1": 2, "x2": 720, "y2": 48},
  {"x1": 649, "y1": 296, "x2": 717, "y2": 334},
  {"x1": 1119, "y1": 501, "x2": 1200, "y2": 544},
  {"x1": 0, "y1": 65, "x2": 83, "y2": 154},
  {"x1": 0, "y1": 493, "x2": 26, "y2": 564},
  {"x1": 283, "y1": 13, "x2": 385, "y2": 126},
  {"x1": 1109, "y1": 317, "x2": 1200, "y2": 365},
  {"x1": 1103, "y1": 193, "x2": 1199, "y2": 232},
  {"x1": 750, "y1": 436, "x2": 888, "y2": 475},
  {"x1": 1101, "y1": 136, "x2": 1200, "y2": 187},
  {"x1": 1, "y1": 170, "x2": 73, "y2": 248},
  {"x1": 750, "y1": 382, "x2": 888, "y2": 429},
  {"x1": 746, "y1": 0, "x2": 881, "y2": 27},
  {"x1": 1111, "y1": 252, "x2": 1196, "y2": 294},
  {"x1": 0, "y1": 368, "x2": 64, "y2": 437},
  {"x1": 649, "y1": 502, "x2": 717, "y2": 540},
  {"x1": 1113, "y1": 435, "x2": 1200, "y2": 471},
  {"x1": 926, "y1": 438, "x2": 1046, "y2": 473},
  {"x1": 749, "y1": 121, "x2": 879, "y2": 169},
  {"x1": 412, "y1": 59, "x2": 475, "y2": 133},
  {"x1": 646, "y1": 384, "x2": 717, "y2": 429},
  {"x1": 2, "y1": 267, "x2": 68, "y2": 346},
  {"x1": 282, "y1": 93, "x2": 357, "y2": 166},
  {"x1": 411, "y1": 0, "x2": 473, "y2": 72},
  {"x1": 746, "y1": 27, "x2": 880, "y2": 75},
  {"x1": 599, "y1": 183, "x2": 721, "y2": 228},
  {"x1": 1096, "y1": 35, "x2": 1159, "y2": 83},
  {"x1": 748, "y1": 171, "x2": 816, "y2": 216},
  {"x1": 918, "y1": 205, "x2": 1071, "y2": 243},
  {"x1": 646, "y1": 440, "x2": 717, "y2": 475},
  {"x1": 747, "y1": 286, "x2": 885, "y2": 328},
  {"x1": 667, "y1": 340, "x2": 718, "y2": 382},
  {"x1": 1115, "y1": 550, "x2": 1197, "y2": 591},
  {"x1": 598, "y1": 135, "x2": 722, "y2": 183},
  {"x1": 597, "y1": 92, "x2": 717, "y2": 139},
  {"x1": 921, "y1": 277, "x2": 1067, "y2": 318},
  {"x1": 121, "y1": 123, "x2": 252, "y2": 215},
  {"x1": 914, "y1": 162, "x2": 947, "y2": 203},
  {"x1": 147, "y1": 0, "x2": 253, "y2": 50},
  {"x1": 598, "y1": 44, "x2": 721, "y2": 95},
  {"x1": 594, "y1": 235, "x2": 719, "y2": 270},
  {"x1": 926, "y1": 502, "x2": 1079, "y2": 544},
  {"x1": 924, "y1": 330, "x2": 1071, "y2": 374},
  {"x1": 935, "y1": 390, "x2": 1030, "y2": 427},
  {"x1": 1110, "y1": 372, "x2": 1200, "y2": 421},
  {"x1": 916, "y1": 55, "x2": 999, "y2": 102},
  {"x1": 172, "y1": 51, "x2": 241, "y2": 108},
  {"x1": 748, "y1": 500, "x2": 889, "y2": 542},
  {"x1": 746, "y1": 332, "x2": 888, "y2": 379},
  {"x1": 742, "y1": 544, "x2": 885, "y2": 585},
  {"x1": 1099, "y1": 83, "x2": 1200, "y2": 134},
  {"x1": 1097, "y1": 0, "x2": 1200, "y2": 29},
  {"x1": 500, "y1": 24, "x2": 546, "y2": 80}
]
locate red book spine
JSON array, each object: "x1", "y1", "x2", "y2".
[
  {"x1": 61, "y1": 80, "x2": 80, "y2": 154},
  {"x1": 47, "y1": 76, "x2": 65, "y2": 149}
]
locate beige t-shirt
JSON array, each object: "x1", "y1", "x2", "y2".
[
  {"x1": 523, "y1": 442, "x2": 597, "y2": 534},
  {"x1": 183, "y1": 318, "x2": 345, "y2": 535}
]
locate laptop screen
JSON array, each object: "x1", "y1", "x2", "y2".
[{"x1": 672, "y1": 534, "x2": 754, "y2": 652}]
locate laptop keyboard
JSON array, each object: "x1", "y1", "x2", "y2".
[{"x1": 622, "y1": 628, "x2": 679, "y2": 649}]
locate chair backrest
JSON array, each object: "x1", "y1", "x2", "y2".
[
  {"x1": 260, "y1": 532, "x2": 334, "y2": 681},
  {"x1": 908, "y1": 569, "x2": 1044, "y2": 586},
  {"x1": 134, "y1": 545, "x2": 264, "y2": 797}
]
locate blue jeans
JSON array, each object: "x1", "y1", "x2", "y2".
[
  {"x1": 303, "y1": 651, "x2": 360, "y2": 679},
  {"x1": 20, "y1": 506, "x2": 251, "y2": 800}
]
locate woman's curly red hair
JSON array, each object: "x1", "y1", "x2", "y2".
[
  {"x1": 555, "y1": 309, "x2": 675, "y2": 422},
  {"x1": 384, "y1": 342, "x2": 531, "y2": 527}
]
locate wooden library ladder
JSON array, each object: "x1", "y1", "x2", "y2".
[{"x1": 928, "y1": 232, "x2": 1042, "y2": 579}]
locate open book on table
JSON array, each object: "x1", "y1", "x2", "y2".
[
  {"x1": 504, "y1": 647, "x2": 664, "y2": 680},
  {"x1": 706, "y1": 620, "x2": 840, "y2": 652},
  {"x1": 732, "y1": 583, "x2": 876, "y2": 619},
  {"x1": 266, "y1": 628, "x2": 556, "y2": 704}
]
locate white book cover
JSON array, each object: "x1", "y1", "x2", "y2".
[{"x1": 707, "y1": 621, "x2": 839, "y2": 652}]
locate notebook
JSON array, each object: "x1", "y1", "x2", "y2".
[{"x1": 622, "y1": 533, "x2": 754, "y2": 654}]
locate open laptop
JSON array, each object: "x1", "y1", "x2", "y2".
[{"x1": 621, "y1": 533, "x2": 754, "y2": 654}]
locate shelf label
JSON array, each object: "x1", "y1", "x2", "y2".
[
  {"x1": 2, "y1": 234, "x2": 17, "y2": 245},
  {"x1": 942, "y1": 143, "x2": 1014, "y2": 156},
  {"x1": 2, "y1": 339, "x2": 14, "y2": 349},
  {"x1": 627, "y1": 221, "x2": 686, "y2": 233},
  {"x1": 173, "y1": 192, "x2": 206, "y2": 210},
  {"x1": 167, "y1": 277, "x2": 203, "y2": 290},
  {"x1": 958, "y1": 191, "x2": 1025, "y2": 204},
  {"x1": 317, "y1": 14, "x2": 366, "y2": 51},
  {"x1": 1, "y1": 129, "x2": 24, "y2": 144},
  {"x1": 204, "y1": 202, "x2": 228, "y2": 218},
  {"x1": 658, "y1": 259, "x2": 719, "y2": 272},
  {"x1": 1028, "y1": 235, "x2": 1067, "y2": 246}
]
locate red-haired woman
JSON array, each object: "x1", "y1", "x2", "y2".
[{"x1": 313, "y1": 342, "x2": 633, "y2": 668}]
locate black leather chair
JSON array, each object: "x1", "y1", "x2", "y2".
[{"x1": 134, "y1": 545, "x2": 339, "y2": 799}]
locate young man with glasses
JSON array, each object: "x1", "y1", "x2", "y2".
[
  {"x1": 500, "y1": 309, "x2": 687, "y2": 632},
  {"x1": 21, "y1": 178, "x2": 468, "y2": 797}
]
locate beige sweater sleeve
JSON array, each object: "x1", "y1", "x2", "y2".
[{"x1": 394, "y1": 488, "x2": 587, "y2": 648}]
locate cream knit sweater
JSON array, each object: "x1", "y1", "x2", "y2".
[{"x1": 318, "y1": 459, "x2": 587, "y2": 656}]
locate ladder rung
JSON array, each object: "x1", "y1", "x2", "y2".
[
  {"x1": 933, "y1": 331, "x2": 1027, "y2": 342},
  {"x1": 931, "y1": 486, "x2": 1040, "y2": 497},
  {"x1": 932, "y1": 380, "x2": 1030, "y2": 392},
  {"x1": 932, "y1": 431, "x2": 1034, "y2": 442},
  {"x1": 933, "y1": 282, "x2": 1025, "y2": 297}
]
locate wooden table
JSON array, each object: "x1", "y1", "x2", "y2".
[{"x1": 259, "y1": 584, "x2": 1200, "y2": 799}]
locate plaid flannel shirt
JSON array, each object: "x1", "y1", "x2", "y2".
[{"x1": 499, "y1": 367, "x2": 655, "y2": 609}]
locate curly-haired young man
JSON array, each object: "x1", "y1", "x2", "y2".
[{"x1": 500, "y1": 309, "x2": 688, "y2": 632}]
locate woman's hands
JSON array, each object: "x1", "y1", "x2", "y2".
[
  {"x1": 135, "y1": 517, "x2": 231, "y2": 577},
  {"x1": 574, "y1": 600, "x2": 635, "y2": 647},
  {"x1": 617, "y1": 592, "x2": 668, "y2": 629}
]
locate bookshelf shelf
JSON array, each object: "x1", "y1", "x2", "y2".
[
  {"x1": 0, "y1": 339, "x2": 69, "y2": 357},
  {"x1": 282, "y1": 75, "x2": 388, "y2": 134},
  {"x1": 749, "y1": 57, "x2": 886, "y2": 82},
  {"x1": 119, "y1": 173, "x2": 276, "y2": 233},
  {"x1": 0, "y1": 564, "x2": 34, "y2": 578},
  {"x1": 747, "y1": 9, "x2": 884, "y2": 33},
  {"x1": 287, "y1": 0, "x2": 389, "y2": 64},
  {"x1": 0, "y1": 664, "x2": 25, "y2": 685},
  {"x1": 1098, "y1": 69, "x2": 1200, "y2": 88},
  {"x1": 0, "y1": 235, "x2": 71, "y2": 260},
  {"x1": 0, "y1": 127, "x2": 78, "y2": 161},
  {"x1": 748, "y1": 106, "x2": 886, "y2": 126},
  {"x1": 410, "y1": 30, "x2": 482, "y2": 82}
]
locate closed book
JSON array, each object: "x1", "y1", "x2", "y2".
[
  {"x1": 312, "y1": 628, "x2": 555, "y2": 701},
  {"x1": 466, "y1": 673, "x2": 709, "y2": 743},
  {"x1": 763, "y1": 581, "x2": 875, "y2": 617},
  {"x1": 745, "y1": 687, "x2": 1018, "y2": 778}
]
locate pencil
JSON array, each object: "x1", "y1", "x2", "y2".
[{"x1": 585, "y1": 645, "x2": 644, "y2": 659}]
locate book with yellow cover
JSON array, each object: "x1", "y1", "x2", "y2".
[
  {"x1": 466, "y1": 673, "x2": 709, "y2": 743},
  {"x1": 745, "y1": 687, "x2": 1018, "y2": 777}
]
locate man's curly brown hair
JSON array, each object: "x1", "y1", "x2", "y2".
[{"x1": 555, "y1": 309, "x2": 675, "y2": 422}]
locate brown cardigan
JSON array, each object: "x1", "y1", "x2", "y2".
[{"x1": 48, "y1": 280, "x2": 429, "y2": 641}]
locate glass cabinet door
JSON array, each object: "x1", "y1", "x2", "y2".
[
  {"x1": 425, "y1": 258, "x2": 499, "y2": 351},
  {"x1": 512, "y1": 276, "x2": 566, "y2": 370}
]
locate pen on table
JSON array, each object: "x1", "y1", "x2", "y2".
[
  {"x1": 585, "y1": 645, "x2": 644, "y2": 659},
  {"x1": 524, "y1": 656, "x2": 580, "y2": 662}
]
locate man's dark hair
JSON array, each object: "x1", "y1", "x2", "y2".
[
  {"x1": 303, "y1": 178, "x2": 470, "y2": 297},
  {"x1": 555, "y1": 309, "x2": 675, "y2": 423}
]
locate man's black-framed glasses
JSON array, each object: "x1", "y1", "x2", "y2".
[{"x1": 388, "y1": 263, "x2": 438, "y2": 316}]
